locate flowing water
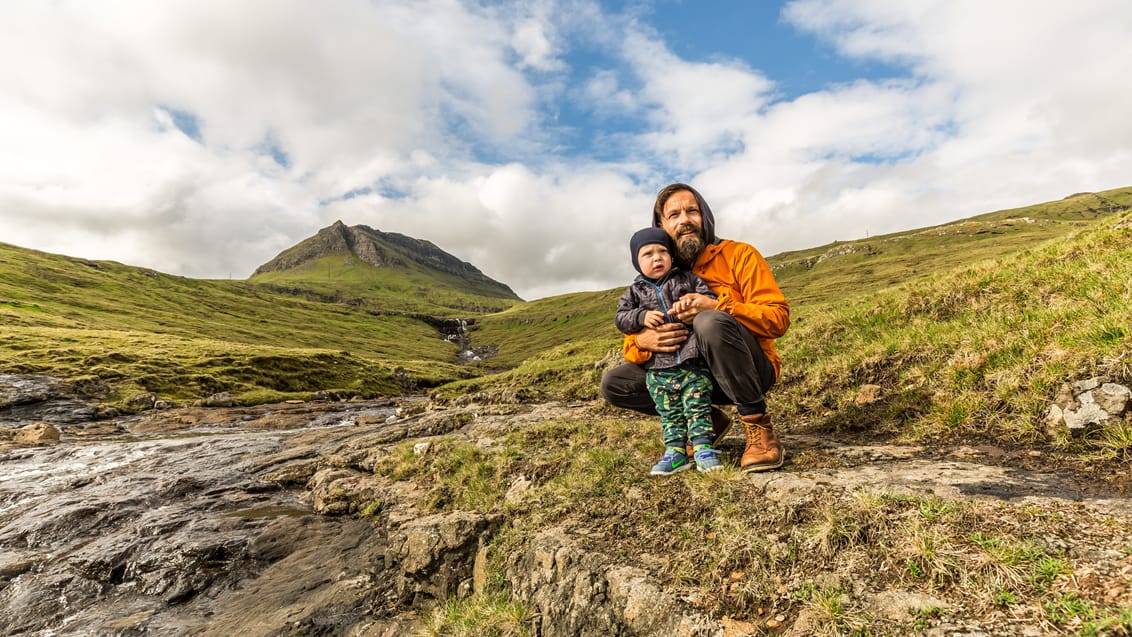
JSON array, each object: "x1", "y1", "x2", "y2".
[{"x1": 0, "y1": 400, "x2": 397, "y2": 636}]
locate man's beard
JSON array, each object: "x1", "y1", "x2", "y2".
[{"x1": 675, "y1": 225, "x2": 704, "y2": 264}]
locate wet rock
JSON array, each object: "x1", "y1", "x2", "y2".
[
  {"x1": 127, "y1": 392, "x2": 158, "y2": 410},
  {"x1": 507, "y1": 527, "x2": 717, "y2": 637},
  {"x1": 388, "y1": 510, "x2": 501, "y2": 607},
  {"x1": 0, "y1": 373, "x2": 100, "y2": 426},
  {"x1": 203, "y1": 392, "x2": 235, "y2": 407},
  {"x1": 0, "y1": 373, "x2": 66, "y2": 408},
  {"x1": 13, "y1": 422, "x2": 61, "y2": 444},
  {"x1": 259, "y1": 457, "x2": 321, "y2": 486}
]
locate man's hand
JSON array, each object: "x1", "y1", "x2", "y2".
[
  {"x1": 669, "y1": 293, "x2": 714, "y2": 324},
  {"x1": 634, "y1": 322, "x2": 688, "y2": 353}
]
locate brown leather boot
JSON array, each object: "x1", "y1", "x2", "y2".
[{"x1": 740, "y1": 414, "x2": 784, "y2": 472}]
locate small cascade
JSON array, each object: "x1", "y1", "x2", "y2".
[{"x1": 439, "y1": 318, "x2": 482, "y2": 362}]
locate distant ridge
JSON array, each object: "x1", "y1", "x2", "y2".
[{"x1": 251, "y1": 221, "x2": 520, "y2": 304}]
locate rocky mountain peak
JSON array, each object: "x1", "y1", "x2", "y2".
[{"x1": 250, "y1": 221, "x2": 519, "y2": 300}]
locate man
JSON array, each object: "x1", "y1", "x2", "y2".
[{"x1": 600, "y1": 183, "x2": 790, "y2": 472}]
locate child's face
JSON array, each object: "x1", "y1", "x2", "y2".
[{"x1": 637, "y1": 243, "x2": 672, "y2": 279}]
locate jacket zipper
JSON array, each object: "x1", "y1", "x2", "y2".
[{"x1": 642, "y1": 279, "x2": 681, "y2": 365}]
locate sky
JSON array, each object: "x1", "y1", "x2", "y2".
[{"x1": 2, "y1": 0, "x2": 1131, "y2": 301}]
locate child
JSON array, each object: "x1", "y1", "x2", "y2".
[{"x1": 615, "y1": 227, "x2": 722, "y2": 474}]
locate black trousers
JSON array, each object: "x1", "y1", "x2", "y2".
[{"x1": 600, "y1": 310, "x2": 777, "y2": 416}]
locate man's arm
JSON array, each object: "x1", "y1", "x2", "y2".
[
  {"x1": 715, "y1": 244, "x2": 790, "y2": 338},
  {"x1": 621, "y1": 324, "x2": 688, "y2": 363}
]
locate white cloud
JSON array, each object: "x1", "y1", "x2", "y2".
[
  {"x1": 622, "y1": 29, "x2": 776, "y2": 171},
  {"x1": 666, "y1": 0, "x2": 1132, "y2": 260},
  {"x1": 1, "y1": 0, "x2": 1131, "y2": 302}
]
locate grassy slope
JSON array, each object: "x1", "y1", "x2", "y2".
[
  {"x1": 401, "y1": 191, "x2": 1132, "y2": 635},
  {"x1": 5, "y1": 190, "x2": 1132, "y2": 633},
  {"x1": 448, "y1": 187, "x2": 1132, "y2": 451},
  {"x1": 0, "y1": 243, "x2": 475, "y2": 404},
  {"x1": 777, "y1": 210, "x2": 1132, "y2": 447},
  {"x1": 772, "y1": 188, "x2": 1132, "y2": 306}
]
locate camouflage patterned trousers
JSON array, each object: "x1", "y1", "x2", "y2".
[{"x1": 645, "y1": 362, "x2": 714, "y2": 450}]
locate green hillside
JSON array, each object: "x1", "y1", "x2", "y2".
[
  {"x1": 776, "y1": 209, "x2": 1132, "y2": 446},
  {"x1": 0, "y1": 242, "x2": 476, "y2": 405},
  {"x1": 770, "y1": 187, "x2": 1132, "y2": 306}
]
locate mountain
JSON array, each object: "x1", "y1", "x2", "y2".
[{"x1": 249, "y1": 221, "x2": 521, "y2": 315}]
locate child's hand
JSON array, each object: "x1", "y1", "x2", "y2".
[
  {"x1": 642, "y1": 310, "x2": 666, "y2": 328},
  {"x1": 670, "y1": 297, "x2": 690, "y2": 315},
  {"x1": 670, "y1": 293, "x2": 713, "y2": 323}
]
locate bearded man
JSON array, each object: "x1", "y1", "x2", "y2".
[{"x1": 600, "y1": 183, "x2": 791, "y2": 472}]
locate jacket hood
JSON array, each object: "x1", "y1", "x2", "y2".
[{"x1": 652, "y1": 183, "x2": 717, "y2": 247}]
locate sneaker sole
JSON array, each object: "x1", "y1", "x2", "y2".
[
  {"x1": 650, "y1": 463, "x2": 693, "y2": 476},
  {"x1": 696, "y1": 464, "x2": 724, "y2": 473},
  {"x1": 739, "y1": 448, "x2": 786, "y2": 473}
]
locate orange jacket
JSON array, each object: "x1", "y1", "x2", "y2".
[{"x1": 621, "y1": 239, "x2": 790, "y2": 378}]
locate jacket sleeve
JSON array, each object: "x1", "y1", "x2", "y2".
[
  {"x1": 621, "y1": 333, "x2": 652, "y2": 364},
  {"x1": 617, "y1": 283, "x2": 655, "y2": 364},
  {"x1": 614, "y1": 287, "x2": 647, "y2": 335},
  {"x1": 714, "y1": 244, "x2": 790, "y2": 338}
]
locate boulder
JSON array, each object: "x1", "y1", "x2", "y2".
[
  {"x1": 127, "y1": 392, "x2": 158, "y2": 410},
  {"x1": 506, "y1": 527, "x2": 718, "y2": 637},
  {"x1": 203, "y1": 392, "x2": 235, "y2": 408},
  {"x1": 387, "y1": 511, "x2": 501, "y2": 607},
  {"x1": 1048, "y1": 377, "x2": 1132, "y2": 437},
  {"x1": 14, "y1": 422, "x2": 61, "y2": 444}
]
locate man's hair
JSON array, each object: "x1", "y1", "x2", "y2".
[{"x1": 652, "y1": 183, "x2": 695, "y2": 227}]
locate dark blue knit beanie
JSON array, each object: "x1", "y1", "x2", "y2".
[{"x1": 630, "y1": 227, "x2": 673, "y2": 275}]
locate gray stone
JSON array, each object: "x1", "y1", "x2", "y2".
[
  {"x1": 507, "y1": 527, "x2": 719, "y2": 637},
  {"x1": 389, "y1": 511, "x2": 500, "y2": 605},
  {"x1": 203, "y1": 392, "x2": 235, "y2": 407},
  {"x1": 1073, "y1": 378, "x2": 1103, "y2": 393},
  {"x1": 1097, "y1": 383, "x2": 1131, "y2": 415},
  {"x1": 1064, "y1": 402, "x2": 1111, "y2": 432},
  {"x1": 127, "y1": 392, "x2": 158, "y2": 410}
]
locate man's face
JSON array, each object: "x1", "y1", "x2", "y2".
[{"x1": 660, "y1": 189, "x2": 704, "y2": 264}]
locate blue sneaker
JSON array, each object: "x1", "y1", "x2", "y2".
[
  {"x1": 650, "y1": 448, "x2": 692, "y2": 476},
  {"x1": 693, "y1": 446, "x2": 723, "y2": 473}
]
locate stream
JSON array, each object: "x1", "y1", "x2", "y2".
[{"x1": 1, "y1": 397, "x2": 400, "y2": 636}]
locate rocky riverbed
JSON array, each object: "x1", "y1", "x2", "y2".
[{"x1": 2, "y1": 374, "x2": 1131, "y2": 636}]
